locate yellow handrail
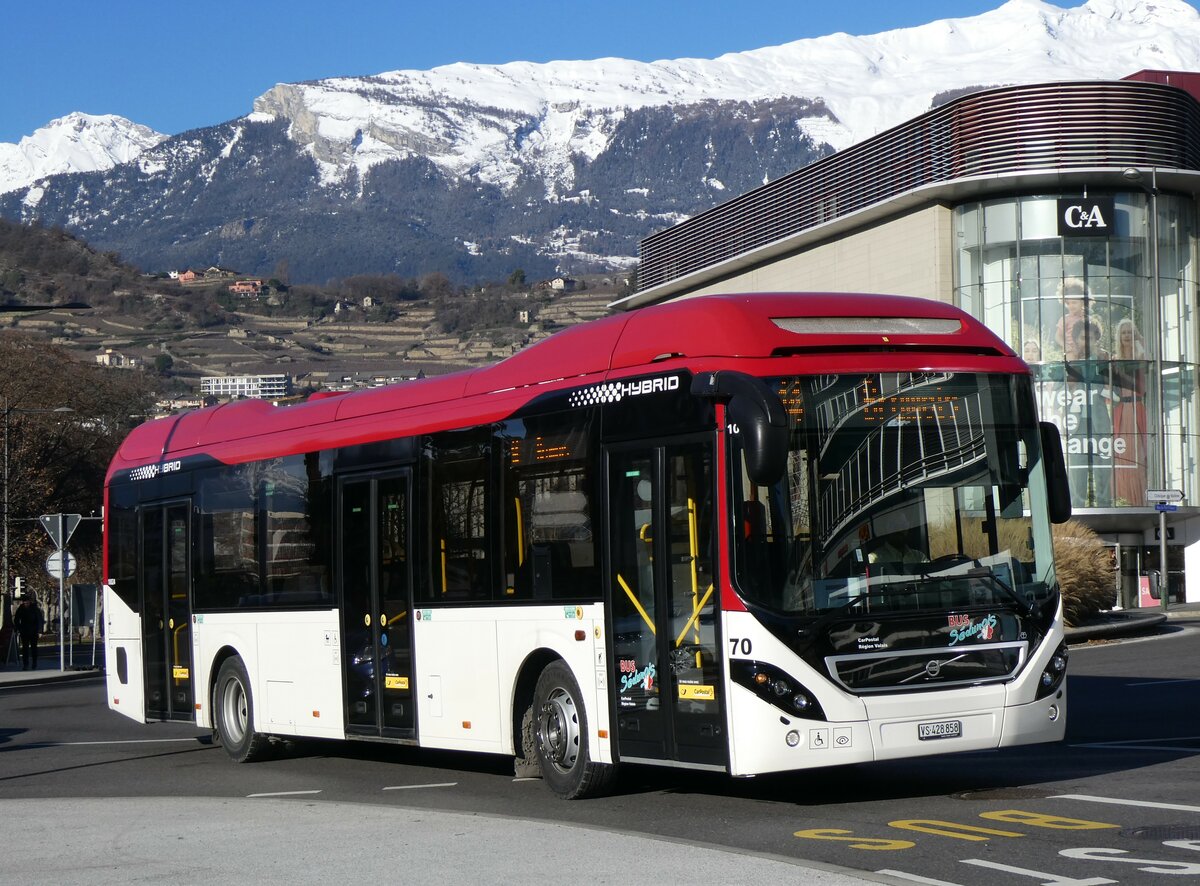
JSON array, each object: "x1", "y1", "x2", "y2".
[
  {"x1": 675, "y1": 583, "x2": 714, "y2": 648},
  {"x1": 617, "y1": 573, "x2": 656, "y2": 635},
  {"x1": 686, "y1": 494, "x2": 703, "y2": 665},
  {"x1": 514, "y1": 497, "x2": 524, "y2": 566}
]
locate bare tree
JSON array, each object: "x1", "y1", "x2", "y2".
[{"x1": 1, "y1": 333, "x2": 155, "y2": 598}]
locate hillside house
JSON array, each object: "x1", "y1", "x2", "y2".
[
  {"x1": 95, "y1": 349, "x2": 141, "y2": 370},
  {"x1": 229, "y1": 279, "x2": 264, "y2": 297}
]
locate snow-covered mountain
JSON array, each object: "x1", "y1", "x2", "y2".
[
  {"x1": 247, "y1": 0, "x2": 1200, "y2": 196},
  {"x1": 0, "y1": 113, "x2": 165, "y2": 195},
  {"x1": 4, "y1": 0, "x2": 1200, "y2": 283}
]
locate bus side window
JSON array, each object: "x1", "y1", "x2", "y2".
[
  {"x1": 500, "y1": 413, "x2": 599, "y2": 603},
  {"x1": 195, "y1": 463, "x2": 261, "y2": 610},
  {"x1": 263, "y1": 455, "x2": 333, "y2": 607},
  {"x1": 107, "y1": 490, "x2": 140, "y2": 612},
  {"x1": 425, "y1": 431, "x2": 492, "y2": 603}
]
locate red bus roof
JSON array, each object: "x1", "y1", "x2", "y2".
[{"x1": 109, "y1": 292, "x2": 1020, "y2": 479}]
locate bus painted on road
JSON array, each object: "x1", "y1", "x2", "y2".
[{"x1": 103, "y1": 292, "x2": 1071, "y2": 798}]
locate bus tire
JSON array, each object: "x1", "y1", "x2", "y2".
[
  {"x1": 533, "y1": 661, "x2": 614, "y2": 799},
  {"x1": 214, "y1": 656, "x2": 270, "y2": 763}
]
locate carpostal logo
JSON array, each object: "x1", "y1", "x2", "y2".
[{"x1": 568, "y1": 374, "x2": 680, "y2": 408}]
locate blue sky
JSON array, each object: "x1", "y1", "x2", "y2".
[{"x1": 0, "y1": 0, "x2": 1157, "y2": 144}]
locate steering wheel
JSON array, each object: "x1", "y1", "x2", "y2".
[{"x1": 928, "y1": 553, "x2": 973, "y2": 569}]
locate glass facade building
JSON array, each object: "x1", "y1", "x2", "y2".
[{"x1": 954, "y1": 194, "x2": 1198, "y2": 511}]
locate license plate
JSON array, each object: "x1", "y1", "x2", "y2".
[{"x1": 918, "y1": 719, "x2": 962, "y2": 741}]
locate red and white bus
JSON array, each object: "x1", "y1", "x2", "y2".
[{"x1": 103, "y1": 292, "x2": 1072, "y2": 798}]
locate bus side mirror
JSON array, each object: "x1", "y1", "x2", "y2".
[
  {"x1": 1039, "y1": 421, "x2": 1072, "y2": 524},
  {"x1": 691, "y1": 371, "x2": 789, "y2": 486}
]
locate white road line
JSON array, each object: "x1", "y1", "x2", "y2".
[
  {"x1": 1127, "y1": 679, "x2": 1197, "y2": 687},
  {"x1": 962, "y1": 858, "x2": 1116, "y2": 884},
  {"x1": 876, "y1": 870, "x2": 963, "y2": 885},
  {"x1": 382, "y1": 782, "x2": 457, "y2": 791},
  {"x1": 246, "y1": 790, "x2": 322, "y2": 798},
  {"x1": 1052, "y1": 793, "x2": 1200, "y2": 814}
]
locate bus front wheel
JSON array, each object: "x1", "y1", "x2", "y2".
[
  {"x1": 214, "y1": 656, "x2": 271, "y2": 763},
  {"x1": 533, "y1": 661, "x2": 615, "y2": 799}
]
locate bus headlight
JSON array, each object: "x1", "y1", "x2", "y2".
[
  {"x1": 1035, "y1": 641, "x2": 1068, "y2": 700},
  {"x1": 730, "y1": 660, "x2": 826, "y2": 720}
]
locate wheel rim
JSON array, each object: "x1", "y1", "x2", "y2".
[
  {"x1": 537, "y1": 686, "x2": 580, "y2": 774},
  {"x1": 221, "y1": 675, "x2": 248, "y2": 745}
]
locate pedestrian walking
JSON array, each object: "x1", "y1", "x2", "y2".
[{"x1": 13, "y1": 594, "x2": 45, "y2": 671}]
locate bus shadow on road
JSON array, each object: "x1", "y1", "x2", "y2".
[
  {"x1": 261, "y1": 736, "x2": 518, "y2": 779},
  {"x1": 603, "y1": 673, "x2": 1200, "y2": 805},
  {"x1": 202, "y1": 672, "x2": 1199, "y2": 806}
]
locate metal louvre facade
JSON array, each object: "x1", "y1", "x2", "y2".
[{"x1": 637, "y1": 81, "x2": 1200, "y2": 291}]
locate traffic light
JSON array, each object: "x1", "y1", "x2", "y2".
[{"x1": 13, "y1": 576, "x2": 22, "y2": 594}]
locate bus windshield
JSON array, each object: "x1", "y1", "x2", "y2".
[{"x1": 733, "y1": 371, "x2": 1058, "y2": 618}]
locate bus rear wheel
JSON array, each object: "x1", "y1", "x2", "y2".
[
  {"x1": 533, "y1": 661, "x2": 615, "y2": 799},
  {"x1": 214, "y1": 656, "x2": 270, "y2": 763}
]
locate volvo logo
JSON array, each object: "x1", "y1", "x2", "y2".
[{"x1": 925, "y1": 659, "x2": 943, "y2": 678}]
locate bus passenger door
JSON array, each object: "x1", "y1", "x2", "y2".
[
  {"x1": 141, "y1": 501, "x2": 193, "y2": 721},
  {"x1": 339, "y1": 471, "x2": 415, "y2": 738},
  {"x1": 608, "y1": 440, "x2": 725, "y2": 768}
]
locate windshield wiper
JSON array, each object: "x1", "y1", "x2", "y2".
[
  {"x1": 798, "y1": 585, "x2": 915, "y2": 642},
  {"x1": 959, "y1": 566, "x2": 1036, "y2": 616}
]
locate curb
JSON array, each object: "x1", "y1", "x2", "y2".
[
  {"x1": 0, "y1": 668, "x2": 102, "y2": 690},
  {"x1": 1065, "y1": 611, "x2": 1170, "y2": 643}
]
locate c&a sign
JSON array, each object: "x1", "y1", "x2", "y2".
[{"x1": 1057, "y1": 197, "x2": 1114, "y2": 237}]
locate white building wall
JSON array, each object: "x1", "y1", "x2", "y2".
[{"x1": 676, "y1": 206, "x2": 955, "y2": 303}]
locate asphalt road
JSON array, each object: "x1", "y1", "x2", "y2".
[{"x1": 2, "y1": 620, "x2": 1199, "y2": 885}]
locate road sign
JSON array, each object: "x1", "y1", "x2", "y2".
[
  {"x1": 45, "y1": 550, "x2": 77, "y2": 580},
  {"x1": 1146, "y1": 489, "x2": 1184, "y2": 503},
  {"x1": 1155, "y1": 502, "x2": 1179, "y2": 512},
  {"x1": 40, "y1": 513, "x2": 82, "y2": 549}
]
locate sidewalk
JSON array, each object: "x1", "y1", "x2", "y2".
[
  {"x1": 0, "y1": 642, "x2": 102, "y2": 688},
  {"x1": 1065, "y1": 599, "x2": 1200, "y2": 643},
  {"x1": 0, "y1": 665, "x2": 100, "y2": 687},
  {"x1": 2, "y1": 796, "x2": 878, "y2": 886}
]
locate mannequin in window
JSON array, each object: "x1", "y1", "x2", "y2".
[
  {"x1": 1054, "y1": 278, "x2": 1089, "y2": 358},
  {"x1": 1112, "y1": 318, "x2": 1148, "y2": 506},
  {"x1": 1064, "y1": 315, "x2": 1113, "y2": 506}
]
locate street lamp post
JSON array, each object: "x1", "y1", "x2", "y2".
[{"x1": 1124, "y1": 167, "x2": 1170, "y2": 611}]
